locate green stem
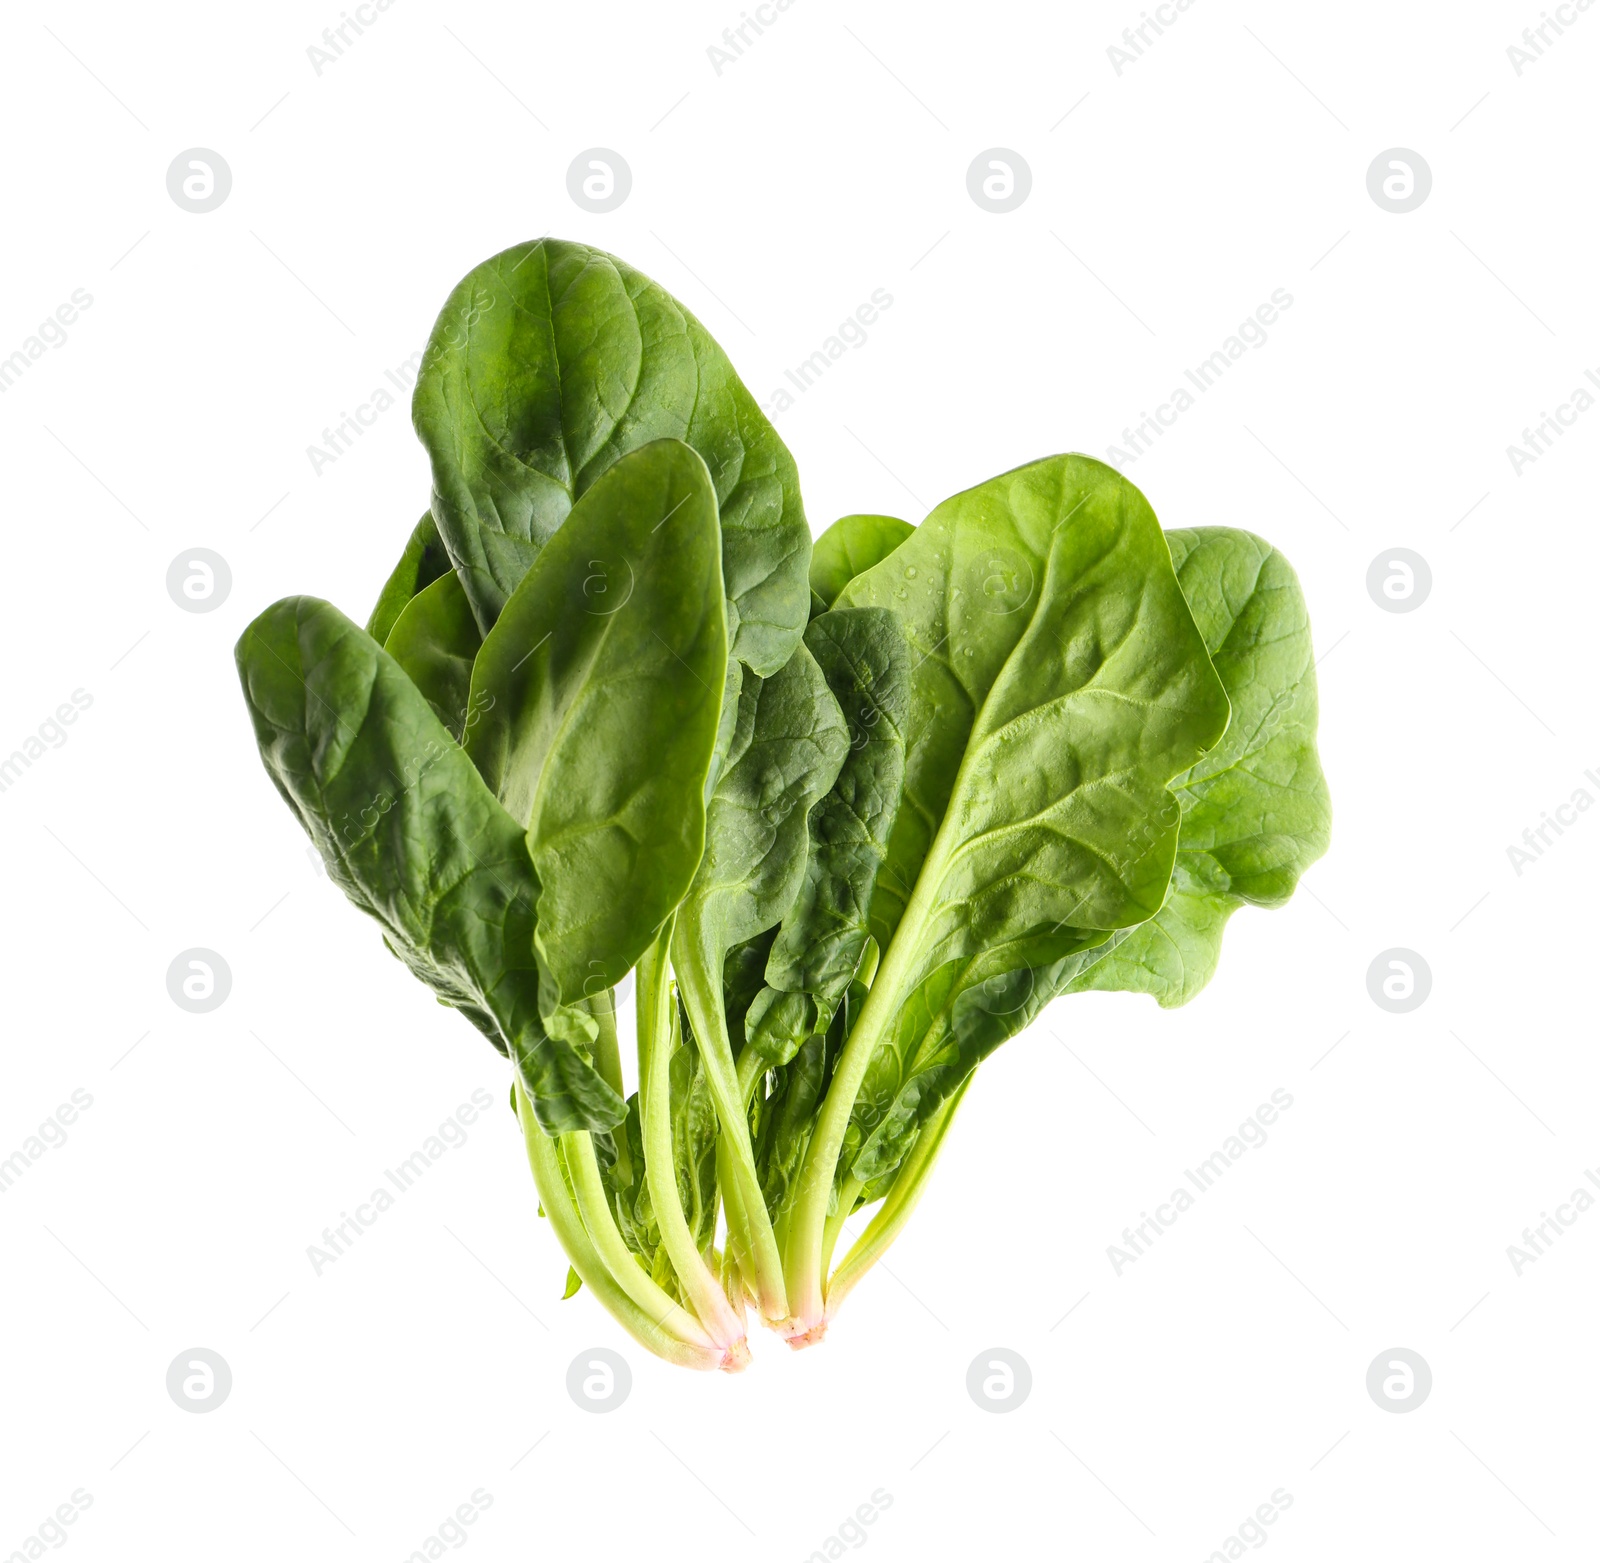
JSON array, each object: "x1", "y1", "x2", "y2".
[
  {"x1": 588, "y1": 990, "x2": 624, "y2": 1097},
  {"x1": 558, "y1": 1128, "x2": 721, "y2": 1353},
  {"x1": 513, "y1": 1081, "x2": 722, "y2": 1371},
  {"x1": 585, "y1": 989, "x2": 635, "y2": 1189},
  {"x1": 823, "y1": 1077, "x2": 969, "y2": 1322},
  {"x1": 638, "y1": 926, "x2": 747, "y2": 1353},
  {"x1": 772, "y1": 1196, "x2": 795, "y2": 1261},
  {"x1": 820, "y1": 1175, "x2": 863, "y2": 1283},
  {"x1": 716, "y1": 1131, "x2": 757, "y2": 1304},
  {"x1": 730, "y1": 1046, "x2": 774, "y2": 1280},
  {"x1": 672, "y1": 933, "x2": 790, "y2": 1325},
  {"x1": 719, "y1": 1242, "x2": 746, "y2": 1315}
]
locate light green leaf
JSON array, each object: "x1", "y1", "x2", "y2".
[
  {"x1": 838, "y1": 453, "x2": 1231, "y2": 986},
  {"x1": 366, "y1": 512, "x2": 452, "y2": 645},
  {"x1": 809, "y1": 514, "x2": 913, "y2": 616},
  {"x1": 1066, "y1": 526, "x2": 1331, "y2": 1006},
  {"x1": 383, "y1": 569, "x2": 481, "y2": 740}
]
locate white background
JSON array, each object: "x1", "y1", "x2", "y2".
[{"x1": 2, "y1": 1, "x2": 1596, "y2": 1558}]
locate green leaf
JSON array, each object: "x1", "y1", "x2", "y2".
[
  {"x1": 839, "y1": 526, "x2": 1332, "y2": 1184},
  {"x1": 1065, "y1": 527, "x2": 1331, "y2": 1006},
  {"x1": 722, "y1": 928, "x2": 778, "y2": 1043},
  {"x1": 838, "y1": 453, "x2": 1231, "y2": 987},
  {"x1": 382, "y1": 569, "x2": 482, "y2": 741},
  {"x1": 811, "y1": 456, "x2": 1232, "y2": 1207},
  {"x1": 563, "y1": 1266, "x2": 583, "y2": 1299},
  {"x1": 413, "y1": 239, "x2": 810, "y2": 674},
  {"x1": 747, "y1": 607, "x2": 912, "y2": 1065},
  {"x1": 809, "y1": 514, "x2": 913, "y2": 616},
  {"x1": 673, "y1": 642, "x2": 852, "y2": 989},
  {"x1": 463, "y1": 439, "x2": 728, "y2": 1020},
  {"x1": 234, "y1": 595, "x2": 623, "y2": 1135},
  {"x1": 366, "y1": 513, "x2": 453, "y2": 645}
]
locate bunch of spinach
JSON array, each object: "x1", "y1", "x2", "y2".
[{"x1": 237, "y1": 239, "x2": 1330, "y2": 1370}]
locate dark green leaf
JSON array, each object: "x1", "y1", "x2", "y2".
[
  {"x1": 722, "y1": 928, "x2": 778, "y2": 1044},
  {"x1": 757, "y1": 1030, "x2": 828, "y2": 1216},
  {"x1": 413, "y1": 239, "x2": 810, "y2": 673},
  {"x1": 747, "y1": 607, "x2": 912, "y2": 1065},
  {"x1": 673, "y1": 641, "x2": 851, "y2": 988},
  {"x1": 234, "y1": 595, "x2": 623, "y2": 1135}
]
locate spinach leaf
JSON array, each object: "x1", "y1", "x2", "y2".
[
  {"x1": 382, "y1": 569, "x2": 482, "y2": 740},
  {"x1": 1065, "y1": 527, "x2": 1331, "y2": 1005},
  {"x1": 673, "y1": 645, "x2": 852, "y2": 995},
  {"x1": 809, "y1": 514, "x2": 913, "y2": 616},
  {"x1": 413, "y1": 239, "x2": 810, "y2": 674},
  {"x1": 787, "y1": 455, "x2": 1231, "y2": 1319},
  {"x1": 746, "y1": 606, "x2": 912, "y2": 1066},
  {"x1": 837, "y1": 453, "x2": 1231, "y2": 987},
  {"x1": 722, "y1": 927, "x2": 778, "y2": 1042},
  {"x1": 234, "y1": 596, "x2": 623, "y2": 1134},
  {"x1": 833, "y1": 525, "x2": 1333, "y2": 1190},
  {"x1": 463, "y1": 439, "x2": 728, "y2": 1031},
  {"x1": 366, "y1": 512, "x2": 452, "y2": 645},
  {"x1": 845, "y1": 576, "x2": 1325, "y2": 1180}
]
